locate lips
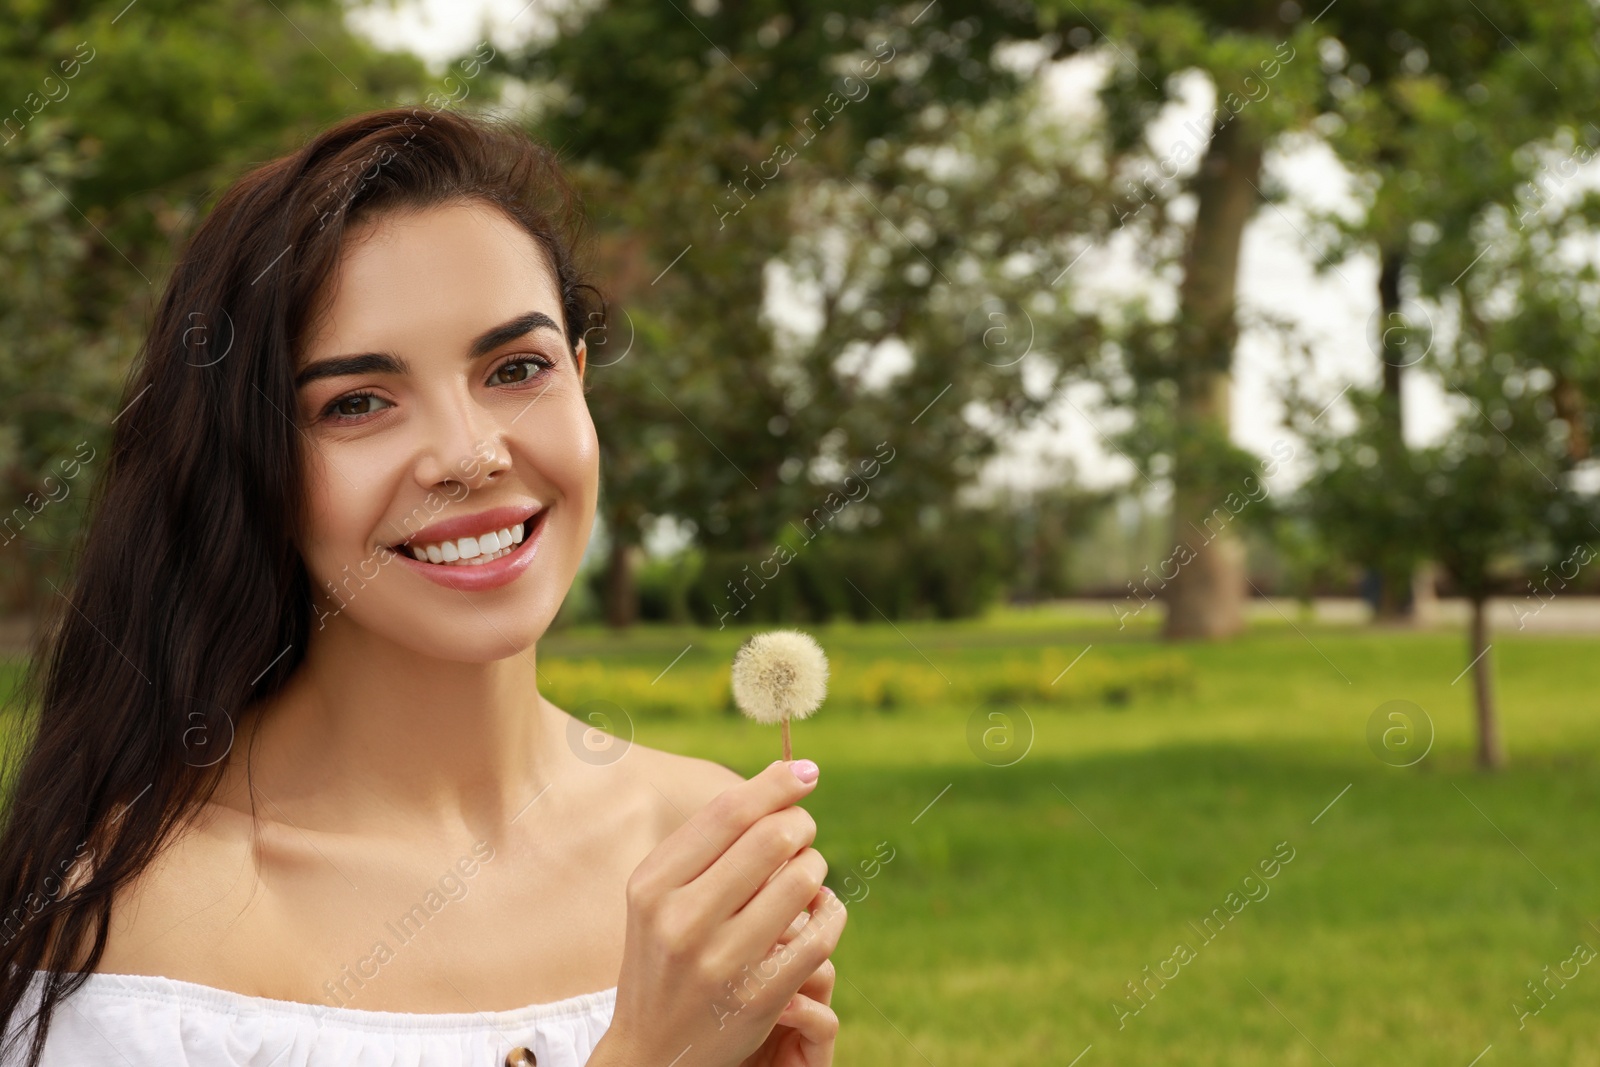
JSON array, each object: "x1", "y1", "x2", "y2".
[
  {"x1": 399, "y1": 517, "x2": 530, "y2": 566},
  {"x1": 384, "y1": 506, "x2": 550, "y2": 592},
  {"x1": 387, "y1": 504, "x2": 540, "y2": 554}
]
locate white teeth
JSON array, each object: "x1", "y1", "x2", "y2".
[{"x1": 400, "y1": 519, "x2": 532, "y2": 567}]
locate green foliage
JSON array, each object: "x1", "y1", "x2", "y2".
[
  {"x1": 678, "y1": 512, "x2": 1015, "y2": 625},
  {"x1": 512, "y1": 0, "x2": 1049, "y2": 176},
  {"x1": 0, "y1": 119, "x2": 130, "y2": 602},
  {"x1": 0, "y1": 0, "x2": 429, "y2": 290},
  {"x1": 1311, "y1": 0, "x2": 1600, "y2": 299},
  {"x1": 1053, "y1": 0, "x2": 1600, "y2": 626},
  {"x1": 1293, "y1": 194, "x2": 1600, "y2": 602},
  {"x1": 1288, "y1": 381, "x2": 1431, "y2": 582},
  {"x1": 570, "y1": 75, "x2": 1108, "y2": 549},
  {"x1": 495, "y1": 3, "x2": 1112, "y2": 624},
  {"x1": 633, "y1": 549, "x2": 701, "y2": 626},
  {"x1": 593, "y1": 488, "x2": 1108, "y2": 629}
]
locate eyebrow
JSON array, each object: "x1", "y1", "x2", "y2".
[{"x1": 294, "y1": 310, "x2": 564, "y2": 389}]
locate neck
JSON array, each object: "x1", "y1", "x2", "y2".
[{"x1": 222, "y1": 616, "x2": 558, "y2": 836}]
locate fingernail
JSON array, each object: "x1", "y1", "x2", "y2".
[{"x1": 791, "y1": 759, "x2": 819, "y2": 784}]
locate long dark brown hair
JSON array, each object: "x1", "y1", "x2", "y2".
[{"x1": 0, "y1": 106, "x2": 603, "y2": 1065}]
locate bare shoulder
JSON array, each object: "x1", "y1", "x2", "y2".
[
  {"x1": 579, "y1": 729, "x2": 745, "y2": 844},
  {"x1": 628, "y1": 742, "x2": 746, "y2": 818},
  {"x1": 553, "y1": 714, "x2": 747, "y2": 851},
  {"x1": 89, "y1": 803, "x2": 267, "y2": 979}
]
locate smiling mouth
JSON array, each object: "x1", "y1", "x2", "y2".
[{"x1": 389, "y1": 510, "x2": 544, "y2": 567}]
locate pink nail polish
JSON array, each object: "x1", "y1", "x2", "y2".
[{"x1": 791, "y1": 759, "x2": 819, "y2": 784}]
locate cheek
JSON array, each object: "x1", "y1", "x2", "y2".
[
  {"x1": 518, "y1": 400, "x2": 599, "y2": 503},
  {"x1": 514, "y1": 401, "x2": 599, "y2": 574},
  {"x1": 574, "y1": 413, "x2": 600, "y2": 495},
  {"x1": 298, "y1": 447, "x2": 397, "y2": 579}
]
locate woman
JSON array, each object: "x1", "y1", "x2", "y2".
[{"x1": 0, "y1": 107, "x2": 845, "y2": 1066}]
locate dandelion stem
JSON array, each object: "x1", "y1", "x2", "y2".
[{"x1": 782, "y1": 717, "x2": 792, "y2": 761}]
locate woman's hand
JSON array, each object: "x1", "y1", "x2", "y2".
[
  {"x1": 736, "y1": 907, "x2": 842, "y2": 1067},
  {"x1": 590, "y1": 759, "x2": 849, "y2": 1067}
]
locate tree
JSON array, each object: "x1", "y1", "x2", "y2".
[
  {"x1": 1042, "y1": 0, "x2": 1600, "y2": 638},
  {"x1": 1294, "y1": 190, "x2": 1600, "y2": 769},
  {"x1": 1036, "y1": 1, "x2": 1324, "y2": 638},
  {"x1": 492, "y1": 2, "x2": 1109, "y2": 625},
  {"x1": 1308, "y1": 0, "x2": 1600, "y2": 619}
]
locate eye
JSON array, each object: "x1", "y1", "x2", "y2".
[
  {"x1": 321, "y1": 391, "x2": 393, "y2": 422},
  {"x1": 490, "y1": 354, "x2": 557, "y2": 387}
]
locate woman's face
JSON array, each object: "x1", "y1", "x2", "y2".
[{"x1": 292, "y1": 200, "x2": 597, "y2": 661}]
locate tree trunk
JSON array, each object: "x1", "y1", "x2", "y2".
[
  {"x1": 603, "y1": 531, "x2": 639, "y2": 629},
  {"x1": 1551, "y1": 373, "x2": 1590, "y2": 461},
  {"x1": 1410, "y1": 560, "x2": 1438, "y2": 626},
  {"x1": 1162, "y1": 118, "x2": 1261, "y2": 641},
  {"x1": 1377, "y1": 246, "x2": 1406, "y2": 417},
  {"x1": 1373, "y1": 245, "x2": 1415, "y2": 622},
  {"x1": 1469, "y1": 595, "x2": 1505, "y2": 770}
]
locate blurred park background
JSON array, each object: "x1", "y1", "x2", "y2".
[{"x1": 3, "y1": 0, "x2": 1600, "y2": 1063}]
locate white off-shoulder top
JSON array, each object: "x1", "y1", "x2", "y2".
[{"x1": 4, "y1": 970, "x2": 617, "y2": 1066}]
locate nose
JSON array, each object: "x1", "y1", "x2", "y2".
[{"x1": 413, "y1": 391, "x2": 512, "y2": 497}]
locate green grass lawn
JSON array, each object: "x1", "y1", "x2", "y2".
[
  {"x1": 6, "y1": 604, "x2": 1599, "y2": 1064},
  {"x1": 545, "y1": 605, "x2": 1600, "y2": 1066}
]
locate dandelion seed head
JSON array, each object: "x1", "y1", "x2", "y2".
[{"x1": 731, "y1": 629, "x2": 829, "y2": 725}]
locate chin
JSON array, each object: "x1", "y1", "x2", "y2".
[
  {"x1": 379, "y1": 614, "x2": 547, "y2": 663},
  {"x1": 317, "y1": 578, "x2": 556, "y2": 658}
]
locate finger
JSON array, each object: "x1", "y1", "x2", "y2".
[
  {"x1": 724, "y1": 846, "x2": 829, "y2": 957},
  {"x1": 793, "y1": 883, "x2": 844, "y2": 1004},
  {"x1": 779, "y1": 886, "x2": 836, "y2": 963},
  {"x1": 741, "y1": 885, "x2": 847, "y2": 990},
  {"x1": 774, "y1": 992, "x2": 840, "y2": 1049},
  {"x1": 695, "y1": 805, "x2": 817, "y2": 918},
  {"x1": 768, "y1": 888, "x2": 836, "y2": 974},
  {"x1": 779, "y1": 914, "x2": 806, "y2": 942},
  {"x1": 636, "y1": 759, "x2": 819, "y2": 891},
  {"x1": 795, "y1": 957, "x2": 836, "y2": 1008}
]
